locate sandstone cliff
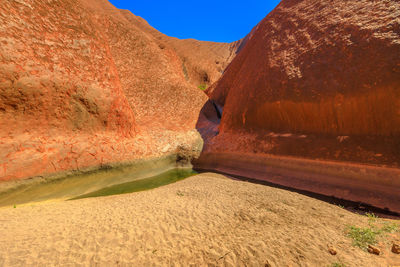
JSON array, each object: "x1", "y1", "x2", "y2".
[
  {"x1": 193, "y1": 0, "x2": 400, "y2": 213},
  {"x1": 0, "y1": 0, "x2": 237, "y2": 182},
  {"x1": 204, "y1": 0, "x2": 400, "y2": 166}
]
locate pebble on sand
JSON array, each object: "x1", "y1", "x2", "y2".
[
  {"x1": 392, "y1": 243, "x2": 400, "y2": 254},
  {"x1": 327, "y1": 245, "x2": 337, "y2": 256},
  {"x1": 367, "y1": 245, "x2": 380, "y2": 255}
]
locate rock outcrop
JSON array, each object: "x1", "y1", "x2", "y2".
[
  {"x1": 0, "y1": 0, "x2": 237, "y2": 182},
  {"x1": 195, "y1": 0, "x2": 400, "y2": 213},
  {"x1": 203, "y1": 0, "x2": 400, "y2": 166}
]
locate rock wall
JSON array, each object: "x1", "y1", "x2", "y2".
[
  {"x1": 193, "y1": 152, "x2": 400, "y2": 214},
  {"x1": 0, "y1": 0, "x2": 237, "y2": 181},
  {"x1": 206, "y1": 0, "x2": 400, "y2": 166},
  {"x1": 212, "y1": 0, "x2": 400, "y2": 135}
]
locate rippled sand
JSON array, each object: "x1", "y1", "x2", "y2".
[{"x1": 0, "y1": 173, "x2": 399, "y2": 266}]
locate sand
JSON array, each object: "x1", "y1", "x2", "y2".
[{"x1": 0, "y1": 173, "x2": 399, "y2": 266}]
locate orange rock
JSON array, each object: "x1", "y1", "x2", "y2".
[
  {"x1": 204, "y1": 0, "x2": 400, "y2": 166},
  {"x1": 0, "y1": 0, "x2": 238, "y2": 182},
  {"x1": 194, "y1": 0, "x2": 400, "y2": 216},
  {"x1": 213, "y1": 0, "x2": 400, "y2": 135}
]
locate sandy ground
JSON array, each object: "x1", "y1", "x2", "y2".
[{"x1": 0, "y1": 173, "x2": 399, "y2": 266}]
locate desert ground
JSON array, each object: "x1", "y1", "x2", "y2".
[
  {"x1": 0, "y1": 173, "x2": 399, "y2": 267},
  {"x1": 1, "y1": 0, "x2": 400, "y2": 266}
]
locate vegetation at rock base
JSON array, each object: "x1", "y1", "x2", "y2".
[{"x1": 346, "y1": 212, "x2": 399, "y2": 250}]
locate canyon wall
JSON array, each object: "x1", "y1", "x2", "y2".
[
  {"x1": 0, "y1": 0, "x2": 237, "y2": 182},
  {"x1": 195, "y1": 0, "x2": 400, "y2": 212},
  {"x1": 204, "y1": 0, "x2": 400, "y2": 166}
]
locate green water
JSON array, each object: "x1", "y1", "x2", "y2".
[
  {"x1": 0, "y1": 164, "x2": 196, "y2": 207},
  {"x1": 70, "y1": 169, "x2": 197, "y2": 200}
]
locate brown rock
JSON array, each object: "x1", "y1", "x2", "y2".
[
  {"x1": 327, "y1": 246, "x2": 337, "y2": 256},
  {"x1": 367, "y1": 245, "x2": 380, "y2": 255},
  {"x1": 392, "y1": 243, "x2": 400, "y2": 254}
]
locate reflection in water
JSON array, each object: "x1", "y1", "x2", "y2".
[
  {"x1": 71, "y1": 169, "x2": 197, "y2": 200},
  {"x1": 0, "y1": 168, "x2": 196, "y2": 207}
]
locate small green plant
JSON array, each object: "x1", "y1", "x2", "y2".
[
  {"x1": 381, "y1": 221, "x2": 399, "y2": 233},
  {"x1": 198, "y1": 84, "x2": 207, "y2": 91},
  {"x1": 13, "y1": 204, "x2": 16, "y2": 209},
  {"x1": 347, "y1": 225, "x2": 378, "y2": 249},
  {"x1": 346, "y1": 213, "x2": 399, "y2": 249},
  {"x1": 330, "y1": 262, "x2": 346, "y2": 267},
  {"x1": 366, "y1": 212, "x2": 378, "y2": 223},
  {"x1": 176, "y1": 191, "x2": 184, "y2": 197}
]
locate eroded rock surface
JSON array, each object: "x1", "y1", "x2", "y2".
[
  {"x1": 194, "y1": 0, "x2": 400, "y2": 213},
  {"x1": 205, "y1": 0, "x2": 400, "y2": 166},
  {"x1": 0, "y1": 0, "x2": 237, "y2": 181}
]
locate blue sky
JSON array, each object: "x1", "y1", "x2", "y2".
[{"x1": 108, "y1": 1, "x2": 281, "y2": 43}]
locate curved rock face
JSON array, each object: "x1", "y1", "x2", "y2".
[
  {"x1": 195, "y1": 0, "x2": 400, "y2": 212},
  {"x1": 213, "y1": 0, "x2": 400, "y2": 135},
  {"x1": 0, "y1": 0, "x2": 137, "y2": 136},
  {"x1": 206, "y1": 0, "x2": 400, "y2": 166},
  {"x1": 0, "y1": 0, "x2": 236, "y2": 181}
]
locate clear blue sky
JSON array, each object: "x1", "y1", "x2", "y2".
[{"x1": 108, "y1": 0, "x2": 281, "y2": 43}]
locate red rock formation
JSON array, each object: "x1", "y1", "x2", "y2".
[
  {"x1": 206, "y1": 0, "x2": 400, "y2": 166},
  {"x1": 195, "y1": 0, "x2": 400, "y2": 212},
  {"x1": 119, "y1": 10, "x2": 241, "y2": 89},
  {"x1": 0, "y1": 0, "x2": 237, "y2": 182}
]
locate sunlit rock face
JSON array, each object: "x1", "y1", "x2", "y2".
[
  {"x1": 0, "y1": 0, "x2": 237, "y2": 181},
  {"x1": 212, "y1": 0, "x2": 400, "y2": 135},
  {"x1": 206, "y1": 0, "x2": 400, "y2": 165},
  {"x1": 193, "y1": 0, "x2": 400, "y2": 212}
]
